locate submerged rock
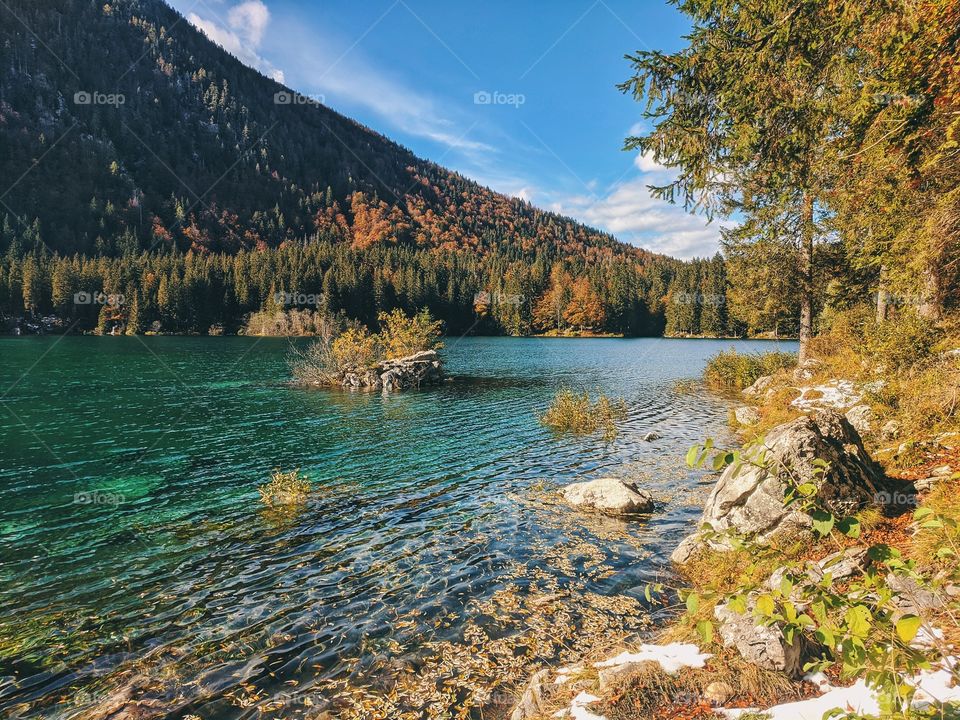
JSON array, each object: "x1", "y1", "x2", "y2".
[
  {"x1": 562, "y1": 477, "x2": 654, "y2": 516},
  {"x1": 643, "y1": 431, "x2": 661, "y2": 441},
  {"x1": 672, "y1": 410, "x2": 891, "y2": 564}
]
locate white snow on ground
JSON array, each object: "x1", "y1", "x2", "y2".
[
  {"x1": 719, "y1": 663, "x2": 960, "y2": 720},
  {"x1": 552, "y1": 645, "x2": 958, "y2": 720},
  {"x1": 554, "y1": 692, "x2": 604, "y2": 719},
  {"x1": 792, "y1": 379, "x2": 862, "y2": 411},
  {"x1": 593, "y1": 642, "x2": 712, "y2": 674}
]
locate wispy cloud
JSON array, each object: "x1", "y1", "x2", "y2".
[
  {"x1": 555, "y1": 175, "x2": 723, "y2": 258},
  {"x1": 187, "y1": 0, "x2": 285, "y2": 82}
]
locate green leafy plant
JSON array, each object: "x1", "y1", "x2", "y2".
[{"x1": 674, "y1": 439, "x2": 959, "y2": 718}]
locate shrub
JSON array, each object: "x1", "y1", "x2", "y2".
[
  {"x1": 540, "y1": 388, "x2": 627, "y2": 440},
  {"x1": 289, "y1": 308, "x2": 442, "y2": 386},
  {"x1": 331, "y1": 327, "x2": 378, "y2": 370},
  {"x1": 377, "y1": 308, "x2": 443, "y2": 359},
  {"x1": 258, "y1": 468, "x2": 311, "y2": 507},
  {"x1": 861, "y1": 309, "x2": 942, "y2": 371},
  {"x1": 704, "y1": 350, "x2": 796, "y2": 390}
]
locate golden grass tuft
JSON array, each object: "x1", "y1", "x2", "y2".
[
  {"x1": 258, "y1": 468, "x2": 311, "y2": 508},
  {"x1": 597, "y1": 651, "x2": 801, "y2": 720},
  {"x1": 704, "y1": 350, "x2": 796, "y2": 391},
  {"x1": 540, "y1": 388, "x2": 627, "y2": 441}
]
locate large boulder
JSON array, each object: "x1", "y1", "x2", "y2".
[
  {"x1": 672, "y1": 410, "x2": 890, "y2": 564},
  {"x1": 562, "y1": 477, "x2": 654, "y2": 516}
]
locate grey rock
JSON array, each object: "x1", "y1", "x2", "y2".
[
  {"x1": 510, "y1": 668, "x2": 552, "y2": 720},
  {"x1": 643, "y1": 431, "x2": 661, "y2": 441},
  {"x1": 715, "y1": 594, "x2": 803, "y2": 676},
  {"x1": 767, "y1": 547, "x2": 868, "y2": 594},
  {"x1": 734, "y1": 406, "x2": 762, "y2": 426},
  {"x1": 671, "y1": 410, "x2": 890, "y2": 565},
  {"x1": 562, "y1": 477, "x2": 654, "y2": 516},
  {"x1": 744, "y1": 375, "x2": 774, "y2": 397},
  {"x1": 845, "y1": 405, "x2": 874, "y2": 437},
  {"x1": 881, "y1": 420, "x2": 902, "y2": 441},
  {"x1": 340, "y1": 350, "x2": 443, "y2": 392},
  {"x1": 931, "y1": 465, "x2": 953, "y2": 477},
  {"x1": 887, "y1": 574, "x2": 945, "y2": 615}
]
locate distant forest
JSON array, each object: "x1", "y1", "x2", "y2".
[{"x1": 0, "y1": 0, "x2": 781, "y2": 338}]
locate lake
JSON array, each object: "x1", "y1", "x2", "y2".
[{"x1": 0, "y1": 336, "x2": 796, "y2": 719}]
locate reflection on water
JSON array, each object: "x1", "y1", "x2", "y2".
[{"x1": 0, "y1": 336, "x2": 796, "y2": 719}]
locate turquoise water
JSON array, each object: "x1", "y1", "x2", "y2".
[{"x1": 0, "y1": 336, "x2": 796, "y2": 719}]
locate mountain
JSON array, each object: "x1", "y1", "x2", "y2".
[{"x1": 0, "y1": 0, "x2": 686, "y2": 335}]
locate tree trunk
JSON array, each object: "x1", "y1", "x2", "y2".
[{"x1": 798, "y1": 192, "x2": 814, "y2": 365}]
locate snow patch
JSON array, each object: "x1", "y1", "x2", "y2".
[
  {"x1": 720, "y1": 661, "x2": 960, "y2": 720},
  {"x1": 594, "y1": 642, "x2": 711, "y2": 674},
  {"x1": 792, "y1": 379, "x2": 862, "y2": 411}
]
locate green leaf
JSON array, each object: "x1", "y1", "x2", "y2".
[
  {"x1": 686, "y1": 445, "x2": 700, "y2": 468},
  {"x1": 755, "y1": 593, "x2": 775, "y2": 616},
  {"x1": 796, "y1": 482, "x2": 817, "y2": 497},
  {"x1": 780, "y1": 576, "x2": 793, "y2": 599},
  {"x1": 728, "y1": 595, "x2": 747, "y2": 614},
  {"x1": 913, "y1": 507, "x2": 934, "y2": 521},
  {"x1": 837, "y1": 516, "x2": 861, "y2": 539},
  {"x1": 686, "y1": 592, "x2": 699, "y2": 615},
  {"x1": 712, "y1": 453, "x2": 728, "y2": 472},
  {"x1": 811, "y1": 509, "x2": 835, "y2": 537},
  {"x1": 895, "y1": 615, "x2": 922, "y2": 643},
  {"x1": 844, "y1": 605, "x2": 872, "y2": 638},
  {"x1": 696, "y1": 619, "x2": 713, "y2": 645}
]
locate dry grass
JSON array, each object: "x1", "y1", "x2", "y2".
[
  {"x1": 597, "y1": 651, "x2": 804, "y2": 720},
  {"x1": 662, "y1": 532, "x2": 812, "y2": 650},
  {"x1": 540, "y1": 388, "x2": 627, "y2": 441},
  {"x1": 704, "y1": 350, "x2": 796, "y2": 391},
  {"x1": 257, "y1": 468, "x2": 311, "y2": 508}
]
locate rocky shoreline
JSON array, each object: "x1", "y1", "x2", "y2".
[{"x1": 509, "y1": 364, "x2": 959, "y2": 719}]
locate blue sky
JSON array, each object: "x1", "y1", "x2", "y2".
[{"x1": 165, "y1": 0, "x2": 722, "y2": 258}]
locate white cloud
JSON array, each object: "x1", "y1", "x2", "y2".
[
  {"x1": 634, "y1": 150, "x2": 669, "y2": 173},
  {"x1": 187, "y1": 0, "x2": 285, "y2": 82},
  {"x1": 556, "y1": 177, "x2": 724, "y2": 258}
]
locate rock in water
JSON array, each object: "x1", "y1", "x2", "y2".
[
  {"x1": 339, "y1": 349, "x2": 443, "y2": 392},
  {"x1": 562, "y1": 477, "x2": 654, "y2": 516},
  {"x1": 672, "y1": 410, "x2": 890, "y2": 564}
]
